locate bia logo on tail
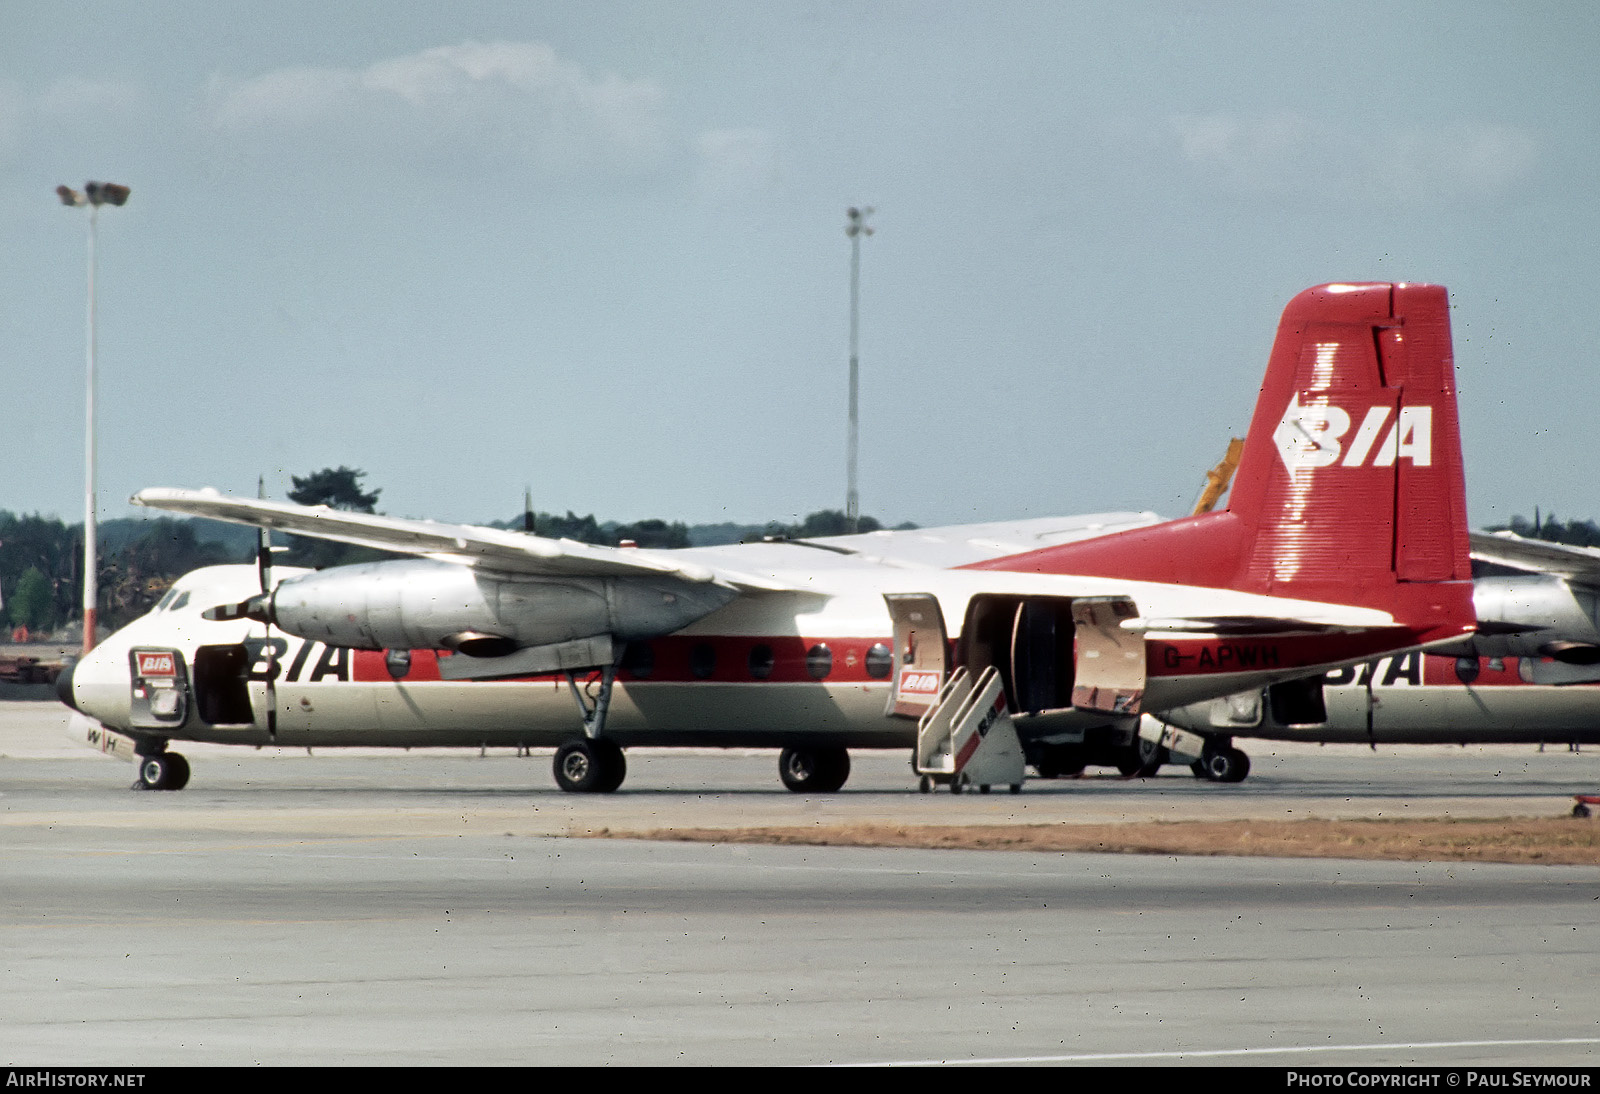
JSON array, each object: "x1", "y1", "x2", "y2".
[{"x1": 1274, "y1": 396, "x2": 1432, "y2": 472}]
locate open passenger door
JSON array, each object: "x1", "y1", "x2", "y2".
[{"x1": 883, "y1": 593, "x2": 949, "y2": 718}]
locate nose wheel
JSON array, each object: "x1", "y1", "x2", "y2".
[
  {"x1": 135, "y1": 751, "x2": 190, "y2": 791},
  {"x1": 1191, "y1": 743, "x2": 1251, "y2": 783}
]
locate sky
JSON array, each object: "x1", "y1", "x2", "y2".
[{"x1": 3, "y1": 2, "x2": 1597, "y2": 531}]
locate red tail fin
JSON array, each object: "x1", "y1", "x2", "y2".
[{"x1": 967, "y1": 282, "x2": 1474, "y2": 643}]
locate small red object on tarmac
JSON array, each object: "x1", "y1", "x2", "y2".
[{"x1": 1572, "y1": 795, "x2": 1600, "y2": 819}]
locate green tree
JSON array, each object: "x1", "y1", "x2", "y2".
[
  {"x1": 9, "y1": 567, "x2": 54, "y2": 632},
  {"x1": 100, "y1": 519, "x2": 237, "y2": 629},
  {"x1": 283, "y1": 467, "x2": 393, "y2": 569},
  {"x1": 288, "y1": 467, "x2": 380, "y2": 512},
  {"x1": 611, "y1": 518, "x2": 690, "y2": 549}
]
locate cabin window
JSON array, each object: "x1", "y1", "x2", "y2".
[
  {"x1": 748, "y1": 644, "x2": 775, "y2": 680},
  {"x1": 690, "y1": 642, "x2": 716, "y2": 680},
  {"x1": 806, "y1": 644, "x2": 832, "y2": 680},
  {"x1": 865, "y1": 643, "x2": 893, "y2": 679},
  {"x1": 622, "y1": 641, "x2": 654, "y2": 680}
]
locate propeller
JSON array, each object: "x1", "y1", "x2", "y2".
[{"x1": 257, "y1": 476, "x2": 278, "y2": 741}]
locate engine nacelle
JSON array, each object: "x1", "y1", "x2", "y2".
[
  {"x1": 261, "y1": 558, "x2": 738, "y2": 653},
  {"x1": 1468, "y1": 575, "x2": 1600, "y2": 662}
]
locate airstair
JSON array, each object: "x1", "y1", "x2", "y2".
[{"x1": 913, "y1": 665, "x2": 1026, "y2": 793}]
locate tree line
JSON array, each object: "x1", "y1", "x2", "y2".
[
  {"x1": 1495, "y1": 512, "x2": 1600, "y2": 549},
  {"x1": 1, "y1": 467, "x2": 912, "y2": 638}
]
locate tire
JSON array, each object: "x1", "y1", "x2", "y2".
[
  {"x1": 137, "y1": 753, "x2": 186, "y2": 791},
  {"x1": 778, "y1": 746, "x2": 850, "y2": 794},
  {"x1": 553, "y1": 739, "x2": 625, "y2": 793},
  {"x1": 164, "y1": 753, "x2": 191, "y2": 791},
  {"x1": 1035, "y1": 744, "x2": 1087, "y2": 779},
  {"x1": 1200, "y1": 746, "x2": 1251, "y2": 784},
  {"x1": 593, "y1": 739, "x2": 626, "y2": 793}
]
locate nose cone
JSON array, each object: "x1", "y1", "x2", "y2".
[{"x1": 55, "y1": 658, "x2": 80, "y2": 712}]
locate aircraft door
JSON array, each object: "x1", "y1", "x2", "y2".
[
  {"x1": 129, "y1": 648, "x2": 189, "y2": 729},
  {"x1": 958, "y1": 595, "x2": 1077, "y2": 718},
  {"x1": 1011, "y1": 599, "x2": 1070, "y2": 715},
  {"x1": 883, "y1": 593, "x2": 949, "y2": 718},
  {"x1": 1069, "y1": 596, "x2": 1145, "y2": 715},
  {"x1": 192, "y1": 644, "x2": 253, "y2": 725}
]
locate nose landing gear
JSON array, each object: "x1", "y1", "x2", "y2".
[{"x1": 135, "y1": 751, "x2": 190, "y2": 791}]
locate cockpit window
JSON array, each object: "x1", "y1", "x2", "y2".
[
  {"x1": 170, "y1": 591, "x2": 191, "y2": 612},
  {"x1": 156, "y1": 588, "x2": 180, "y2": 612}
]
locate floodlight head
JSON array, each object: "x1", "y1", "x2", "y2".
[
  {"x1": 56, "y1": 185, "x2": 85, "y2": 207},
  {"x1": 84, "y1": 181, "x2": 130, "y2": 207}
]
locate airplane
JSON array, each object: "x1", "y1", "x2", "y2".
[
  {"x1": 58, "y1": 281, "x2": 1478, "y2": 794},
  {"x1": 1151, "y1": 531, "x2": 1600, "y2": 763}
]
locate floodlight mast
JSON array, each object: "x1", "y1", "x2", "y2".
[
  {"x1": 844, "y1": 206, "x2": 873, "y2": 534},
  {"x1": 57, "y1": 181, "x2": 130, "y2": 654}
]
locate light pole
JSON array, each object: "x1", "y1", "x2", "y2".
[
  {"x1": 57, "y1": 181, "x2": 130, "y2": 654},
  {"x1": 845, "y1": 206, "x2": 873, "y2": 533}
]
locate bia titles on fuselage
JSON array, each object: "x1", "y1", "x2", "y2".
[{"x1": 60, "y1": 282, "x2": 1478, "y2": 794}]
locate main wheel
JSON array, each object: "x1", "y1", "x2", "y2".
[
  {"x1": 778, "y1": 746, "x2": 850, "y2": 793},
  {"x1": 593, "y1": 739, "x2": 626, "y2": 793},
  {"x1": 553, "y1": 739, "x2": 625, "y2": 793},
  {"x1": 1034, "y1": 744, "x2": 1087, "y2": 779},
  {"x1": 136, "y1": 752, "x2": 188, "y2": 791}
]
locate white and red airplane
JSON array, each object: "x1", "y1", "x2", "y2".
[
  {"x1": 1155, "y1": 531, "x2": 1600, "y2": 758},
  {"x1": 60, "y1": 282, "x2": 1477, "y2": 793}
]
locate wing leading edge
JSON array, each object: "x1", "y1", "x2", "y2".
[{"x1": 132, "y1": 487, "x2": 790, "y2": 591}]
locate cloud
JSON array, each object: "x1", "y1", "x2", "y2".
[
  {"x1": 1170, "y1": 113, "x2": 1537, "y2": 201},
  {"x1": 207, "y1": 40, "x2": 668, "y2": 176}
]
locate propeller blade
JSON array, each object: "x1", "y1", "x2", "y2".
[{"x1": 258, "y1": 475, "x2": 277, "y2": 740}]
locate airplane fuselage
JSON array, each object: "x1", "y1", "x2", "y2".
[{"x1": 67, "y1": 555, "x2": 1426, "y2": 753}]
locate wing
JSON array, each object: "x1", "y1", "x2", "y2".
[
  {"x1": 132, "y1": 488, "x2": 792, "y2": 591},
  {"x1": 1470, "y1": 530, "x2": 1600, "y2": 584}
]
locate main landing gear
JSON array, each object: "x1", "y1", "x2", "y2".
[
  {"x1": 135, "y1": 750, "x2": 190, "y2": 791},
  {"x1": 555, "y1": 664, "x2": 628, "y2": 793},
  {"x1": 552, "y1": 738, "x2": 627, "y2": 793},
  {"x1": 778, "y1": 746, "x2": 851, "y2": 794}
]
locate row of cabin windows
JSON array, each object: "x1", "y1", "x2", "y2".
[
  {"x1": 621, "y1": 641, "x2": 893, "y2": 682},
  {"x1": 384, "y1": 641, "x2": 894, "y2": 682}
]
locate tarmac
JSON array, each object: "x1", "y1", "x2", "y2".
[{"x1": 4, "y1": 699, "x2": 1598, "y2": 1067}]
